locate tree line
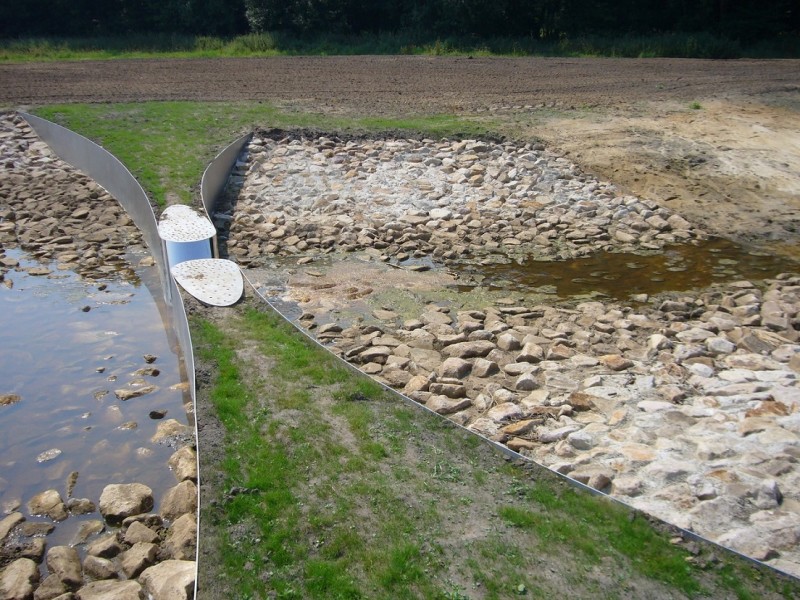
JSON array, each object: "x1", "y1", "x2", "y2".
[{"x1": 2, "y1": 0, "x2": 796, "y2": 44}]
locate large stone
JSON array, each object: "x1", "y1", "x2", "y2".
[
  {"x1": 516, "y1": 343, "x2": 544, "y2": 363},
  {"x1": 0, "y1": 558, "x2": 39, "y2": 600},
  {"x1": 426, "y1": 395, "x2": 471, "y2": 415},
  {"x1": 139, "y1": 560, "x2": 196, "y2": 600},
  {"x1": 151, "y1": 419, "x2": 193, "y2": 443},
  {"x1": 85, "y1": 533, "x2": 122, "y2": 558},
  {"x1": 124, "y1": 521, "x2": 159, "y2": 545},
  {"x1": 119, "y1": 542, "x2": 158, "y2": 578},
  {"x1": 46, "y1": 546, "x2": 82, "y2": 589},
  {"x1": 76, "y1": 580, "x2": 142, "y2": 600},
  {"x1": 82, "y1": 555, "x2": 118, "y2": 581},
  {"x1": 442, "y1": 340, "x2": 495, "y2": 359},
  {"x1": 164, "y1": 513, "x2": 197, "y2": 561},
  {"x1": 168, "y1": 447, "x2": 197, "y2": 483},
  {"x1": 472, "y1": 358, "x2": 499, "y2": 377},
  {"x1": 487, "y1": 402, "x2": 523, "y2": 423},
  {"x1": 99, "y1": 483, "x2": 154, "y2": 523},
  {"x1": 437, "y1": 357, "x2": 472, "y2": 379},
  {"x1": 160, "y1": 480, "x2": 198, "y2": 521},
  {"x1": 33, "y1": 573, "x2": 67, "y2": 600},
  {"x1": 0, "y1": 512, "x2": 24, "y2": 542},
  {"x1": 28, "y1": 489, "x2": 68, "y2": 521}
]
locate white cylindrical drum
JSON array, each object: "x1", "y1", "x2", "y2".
[{"x1": 157, "y1": 204, "x2": 217, "y2": 270}]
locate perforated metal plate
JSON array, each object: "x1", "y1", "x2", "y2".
[
  {"x1": 171, "y1": 259, "x2": 243, "y2": 306},
  {"x1": 158, "y1": 204, "x2": 217, "y2": 242}
]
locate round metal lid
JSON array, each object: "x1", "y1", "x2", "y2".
[
  {"x1": 158, "y1": 204, "x2": 216, "y2": 242},
  {"x1": 171, "y1": 258, "x2": 243, "y2": 306}
]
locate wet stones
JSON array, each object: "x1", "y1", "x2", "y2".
[{"x1": 98, "y1": 483, "x2": 154, "y2": 523}]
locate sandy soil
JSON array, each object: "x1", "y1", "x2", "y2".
[{"x1": 1, "y1": 56, "x2": 798, "y2": 256}]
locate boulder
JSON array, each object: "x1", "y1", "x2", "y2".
[
  {"x1": 119, "y1": 542, "x2": 158, "y2": 578},
  {"x1": 82, "y1": 555, "x2": 118, "y2": 581},
  {"x1": 46, "y1": 546, "x2": 82, "y2": 589},
  {"x1": 0, "y1": 558, "x2": 39, "y2": 600},
  {"x1": 99, "y1": 483, "x2": 154, "y2": 523},
  {"x1": 164, "y1": 514, "x2": 197, "y2": 561},
  {"x1": 168, "y1": 447, "x2": 197, "y2": 483},
  {"x1": 27, "y1": 489, "x2": 68, "y2": 521},
  {"x1": 76, "y1": 580, "x2": 142, "y2": 600},
  {"x1": 160, "y1": 481, "x2": 198, "y2": 521},
  {"x1": 442, "y1": 340, "x2": 495, "y2": 359},
  {"x1": 437, "y1": 357, "x2": 471, "y2": 379},
  {"x1": 139, "y1": 560, "x2": 196, "y2": 600}
]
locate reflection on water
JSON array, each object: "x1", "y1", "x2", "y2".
[
  {"x1": 0, "y1": 249, "x2": 189, "y2": 548},
  {"x1": 451, "y1": 238, "x2": 799, "y2": 300}
]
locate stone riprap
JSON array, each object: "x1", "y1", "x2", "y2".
[
  {"x1": 227, "y1": 132, "x2": 800, "y2": 576},
  {"x1": 221, "y1": 132, "x2": 704, "y2": 268},
  {"x1": 0, "y1": 113, "x2": 196, "y2": 599}
]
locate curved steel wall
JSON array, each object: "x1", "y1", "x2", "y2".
[
  {"x1": 200, "y1": 133, "x2": 251, "y2": 230},
  {"x1": 21, "y1": 112, "x2": 196, "y2": 402}
]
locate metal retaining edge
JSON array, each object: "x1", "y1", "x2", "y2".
[
  {"x1": 200, "y1": 132, "x2": 252, "y2": 257},
  {"x1": 200, "y1": 131, "x2": 795, "y2": 583},
  {"x1": 21, "y1": 112, "x2": 201, "y2": 597}
]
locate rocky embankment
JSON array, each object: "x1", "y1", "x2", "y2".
[
  {"x1": 220, "y1": 132, "x2": 704, "y2": 267},
  {"x1": 0, "y1": 113, "x2": 197, "y2": 600},
  {"x1": 226, "y1": 133, "x2": 800, "y2": 576}
]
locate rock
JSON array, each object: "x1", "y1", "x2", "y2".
[
  {"x1": 539, "y1": 425, "x2": 581, "y2": 443},
  {"x1": 637, "y1": 400, "x2": 675, "y2": 412},
  {"x1": 487, "y1": 402, "x2": 523, "y2": 423},
  {"x1": 600, "y1": 354, "x2": 634, "y2": 371},
  {"x1": 514, "y1": 372, "x2": 538, "y2": 391},
  {"x1": 124, "y1": 521, "x2": 159, "y2": 545},
  {"x1": 139, "y1": 560, "x2": 196, "y2": 600},
  {"x1": 0, "y1": 558, "x2": 39, "y2": 600},
  {"x1": 0, "y1": 512, "x2": 24, "y2": 542},
  {"x1": 151, "y1": 419, "x2": 193, "y2": 443},
  {"x1": 496, "y1": 332, "x2": 521, "y2": 351},
  {"x1": 516, "y1": 343, "x2": 544, "y2": 363},
  {"x1": 70, "y1": 520, "x2": 105, "y2": 545},
  {"x1": 119, "y1": 542, "x2": 158, "y2": 578},
  {"x1": 402, "y1": 375, "x2": 429, "y2": 394},
  {"x1": 114, "y1": 385, "x2": 157, "y2": 401},
  {"x1": 164, "y1": 514, "x2": 196, "y2": 561},
  {"x1": 472, "y1": 358, "x2": 499, "y2": 377},
  {"x1": 28, "y1": 489, "x2": 68, "y2": 521},
  {"x1": 568, "y1": 467, "x2": 613, "y2": 491},
  {"x1": 442, "y1": 340, "x2": 495, "y2": 359},
  {"x1": 33, "y1": 573, "x2": 67, "y2": 600},
  {"x1": 0, "y1": 393, "x2": 21, "y2": 406},
  {"x1": 566, "y1": 392, "x2": 596, "y2": 412},
  {"x1": 46, "y1": 546, "x2": 82, "y2": 589},
  {"x1": 85, "y1": 533, "x2": 122, "y2": 558},
  {"x1": 437, "y1": 357, "x2": 472, "y2": 379},
  {"x1": 426, "y1": 395, "x2": 471, "y2": 415},
  {"x1": 160, "y1": 480, "x2": 198, "y2": 521},
  {"x1": 98, "y1": 483, "x2": 154, "y2": 523},
  {"x1": 67, "y1": 498, "x2": 96, "y2": 516},
  {"x1": 76, "y1": 580, "x2": 142, "y2": 600},
  {"x1": 168, "y1": 447, "x2": 197, "y2": 483},
  {"x1": 428, "y1": 382, "x2": 466, "y2": 399},
  {"x1": 501, "y1": 419, "x2": 538, "y2": 436},
  {"x1": 567, "y1": 429, "x2": 595, "y2": 450},
  {"x1": 82, "y1": 555, "x2": 118, "y2": 581},
  {"x1": 507, "y1": 438, "x2": 538, "y2": 452}
]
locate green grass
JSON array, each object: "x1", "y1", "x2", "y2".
[
  {"x1": 33, "y1": 102, "x2": 491, "y2": 206},
  {"x1": 689, "y1": 101, "x2": 703, "y2": 110},
  {"x1": 3, "y1": 30, "x2": 797, "y2": 61}
]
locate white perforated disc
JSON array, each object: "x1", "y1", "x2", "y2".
[
  {"x1": 158, "y1": 204, "x2": 217, "y2": 242},
  {"x1": 171, "y1": 259, "x2": 243, "y2": 306}
]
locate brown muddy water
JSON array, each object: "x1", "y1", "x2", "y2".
[
  {"x1": 0, "y1": 248, "x2": 190, "y2": 548},
  {"x1": 450, "y1": 238, "x2": 799, "y2": 301}
]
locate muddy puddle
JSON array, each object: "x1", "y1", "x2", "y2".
[
  {"x1": 0, "y1": 248, "x2": 190, "y2": 548},
  {"x1": 449, "y1": 238, "x2": 799, "y2": 301}
]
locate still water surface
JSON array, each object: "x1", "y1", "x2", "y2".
[{"x1": 0, "y1": 249, "x2": 190, "y2": 548}]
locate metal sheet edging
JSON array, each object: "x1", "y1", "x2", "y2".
[
  {"x1": 199, "y1": 131, "x2": 795, "y2": 584},
  {"x1": 20, "y1": 112, "x2": 200, "y2": 597}
]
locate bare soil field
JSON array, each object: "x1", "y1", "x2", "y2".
[{"x1": 1, "y1": 56, "x2": 799, "y2": 257}]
